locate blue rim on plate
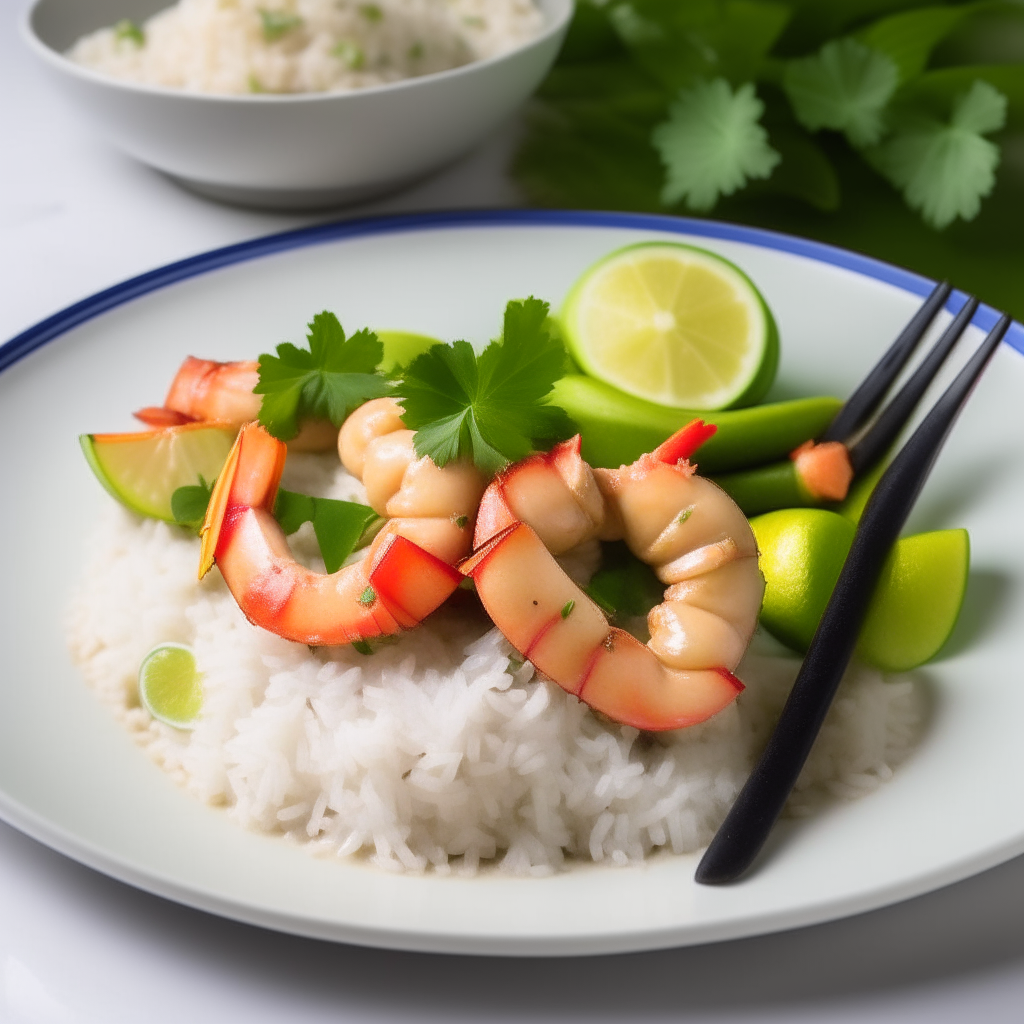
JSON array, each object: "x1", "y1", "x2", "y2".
[{"x1": 3, "y1": 209, "x2": 1021, "y2": 373}]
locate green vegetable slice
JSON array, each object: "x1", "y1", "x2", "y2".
[
  {"x1": 81, "y1": 424, "x2": 235, "y2": 523},
  {"x1": 139, "y1": 644, "x2": 203, "y2": 730}
]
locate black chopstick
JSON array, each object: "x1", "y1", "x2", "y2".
[
  {"x1": 696, "y1": 311, "x2": 1012, "y2": 886},
  {"x1": 821, "y1": 281, "x2": 953, "y2": 444}
]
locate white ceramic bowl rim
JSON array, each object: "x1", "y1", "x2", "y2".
[{"x1": 23, "y1": 0, "x2": 574, "y2": 104}]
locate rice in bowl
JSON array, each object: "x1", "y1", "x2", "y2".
[
  {"x1": 66, "y1": 453, "x2": 925, "y2": 876},
  {"x1": 67, "y1": 0, "x2": 545, "y2": 95}
]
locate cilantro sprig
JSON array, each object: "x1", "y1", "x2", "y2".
[
  {"x1": 255, "y1": 311, "x2": 391, "y2": 441},
  {"x1": 515, "y1": 0, "x2": 1020, "y2": 234},
  {"x1": 393, "y1": 298, "x2": 575, "y2": 475}
]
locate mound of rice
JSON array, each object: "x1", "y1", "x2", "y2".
[
  {"x1": 68, "y1": 0, "x2": 544, "y2": 95},
  {"x1": 66, "y1": 454, "x2": 924, "y2": 876}
]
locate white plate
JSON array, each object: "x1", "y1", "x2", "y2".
[{"x1": 1, "y1": 212, "x2": 1023, "y2": 957}]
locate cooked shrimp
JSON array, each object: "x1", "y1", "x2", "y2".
[
  {"x1": 339, "y1": 397, "x2": 487, "y2": 565},
  {"x1": 135, "y1": 357, "x2": 337, "y2": 451},
  {"x1": 199, "y1": 422, "x2": 463, "y2": 647},
  {"x1": 462, "y1": 422, "x2": 764, "y2": 732}
]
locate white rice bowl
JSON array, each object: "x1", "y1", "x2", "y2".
[
  {"x1": 67, "y1": 454, "x2": 924, "y2": 876},
  {"x1": 68, "y1": 0, "x2": 544, "y2": 95}
]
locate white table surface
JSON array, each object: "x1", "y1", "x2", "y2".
[{"x1": 5, "y1": 4, "x2": 1024, "y2": 1021}]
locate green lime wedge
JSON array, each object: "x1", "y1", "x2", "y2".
[
  {"x1": 377, "y1": 330, "x2": 441, "y2": 374},
  {"x1": 138, "y1": 643, "x2": 203, "y2": 729},
  {"x1": 859, "y1": 529, "x2": 970, "y2": 672},
  {"x1": 81, "y1": 423, "x2": 235, "y2": 522},
  {"x1": 751, "y1": 509, "x2": 970, "y2": 671},
  {"x1": 560, "y1": 242, "x2": 778, "y2": 410}
]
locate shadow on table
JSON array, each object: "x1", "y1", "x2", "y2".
[{"x1": 4, "y1": 819, "x2": 1024, "y2": 1022}]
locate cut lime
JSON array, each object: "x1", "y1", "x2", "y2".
[
  {"x1": 560, "y1": 242, "x2": 778, "y2": 410},
  {"x1": 752, "y1": 509, "x2": 970, "y2": 671},
  {"x1": 859, "y1": 530, "x2": 970, "y2": 672},
  {"x1": 81, "y1": 423, "x2": 235, "y2": 522},
  {"x1": 377, "y1": 330, "x2": 441, "y2": 374},
  {"x1": 138, "y1": 643, "x2": 203, "y2": 729}
]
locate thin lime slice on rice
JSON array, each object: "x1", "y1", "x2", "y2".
[
  {"x1": 139, "y1": 643, "x2": 203, "y2": 729},
  {"x1": 80, "y1": 423, "x2": 235, "y2": 521},
  {"x1": 560, "y1": 242, "x2": 779, "y2": 410}
]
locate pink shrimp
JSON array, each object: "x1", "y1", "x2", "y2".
[
  {"x1": 462, "y1": 423, "x2": 764, "y2": 732},
  {"x1": 199, "y1": 422, "x2": 462, "y2": 647},
  {"x1": 136, "y1": 357, "x2": 337, "y2": 451}
]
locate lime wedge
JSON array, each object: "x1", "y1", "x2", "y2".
[
  {"x1": 560, "y1": 242, "x2": 778, "y2": 410},
  {"x1": 138, "y1": 643, "x2": 203, "y2": 729},
  {"x1": 81, "y1": 423, "x2": 235, "y2": 522},
  {"x1": 377, "y1": 330, "x2": 441, "y2": 374}
]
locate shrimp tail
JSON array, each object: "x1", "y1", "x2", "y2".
[{"x1": 651, "y1": 419, "x2": 717, "y2": 466}]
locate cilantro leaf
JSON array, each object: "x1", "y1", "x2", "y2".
[
  {"x1": 651, "y1": 78, "x2": 781, "y2": 210},
  {"x1": 171, "y1": 476, "x2": 213, "y2": 535},
  {"x1": 394, "y1": 298, "x2": 576, "y2": 476},
  {"x1": 868, "y1": 79, "x2": 1007, "y2": 229},
  {"x1": 783, "y1": 39, "x2": 899, "y2": 148},
  {"x1": 273, "y1": 488, "x2": 383, "y2": 573},
  {"x1": 255, "y1": 311, "x2": 390, "y2": 441}
]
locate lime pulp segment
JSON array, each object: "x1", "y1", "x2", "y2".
[
  {"x1": 561, "y1": 243, "x2": 776, "y2": 410},
  {"x1": 139, "y1": 643, "x2": 203, "y2": 729}
]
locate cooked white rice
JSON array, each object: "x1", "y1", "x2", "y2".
[
  {"x1": 66, "y1": 454, "x2": 923, "y2": 876},
  {"x1": 67, "y1": 0, "x2": 544, "y2": 95}
]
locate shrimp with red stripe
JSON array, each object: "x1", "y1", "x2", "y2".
[{"x1": 462, "y1": 421, "x2": 764, "y2": 732}]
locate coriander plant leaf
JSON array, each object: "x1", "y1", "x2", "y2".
[
  {"x1": 652, "y1": 78, "x2": 781, "y2": 210},
  {"x1": 783, "y1": 38, "x2": 899, "y2": 148},
  {"x1": 171, "y1": 478, "x2": 214, "y2": 535},
  {"x1": 393, "y1": 299, "x2": 575, "y2": 474},
  {"x1": 273, "y1": 488, "x2": 317, "y2": 535},
  {"x1": 868, "y1": 80, "x2": 1007, "y2": 229},
  {"x1": 857, "y1": 4, "x2": 977, "y2": 83},
  {"x1": 255, "y1": 311, "x2": 388, "y2": 440},
  {"x1": 273, "y1": 487, "x2": 379, "y2": 573}
]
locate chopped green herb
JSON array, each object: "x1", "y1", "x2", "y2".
[
  {"x1": 462, "y1": 15, "x2": 486, "y2": 29},
  {"x1": 407, "y1": 41, "x2": 424, "y2": 60},
  {"x1": 677, "y1": 507, "x2": 694, "y2": 525},
  {"x1": 171, "y1": 476, "x2": 213, "y2": 534},
  {"x1": 783, "y1": 39, "x2": 900, "y2": 148},
  {"x1": 114, "y1": 19, "x2": 145, "y2": 46},
  {"x1": 352, "y1": 640, "x2": 374, "y2": 656},
  {"x1": 359, "y1": 3, "x2": 383, "y2": 22},
  {"x1": 651, "y1": 79, "x2": 780, "y2": 211},
  {"x1": 259, "y1": 8, "x2": 303, "y2": 41},
  {"x1": 256, "y1": 311, "x2": 390, "y2": 441},
  {"x1": 359, "y1": 586, "x2": 376, "y2": 606},
  {"x1": 332, "y1": 40, "x2": 365, "y2": 69},
  {"x1": 392, "y1": 298, "x2": 575, "y2": 475},
  {"x1": 458, "y1": 577, "x2": 476, "y2": 591},
  {"x1": 507, "y1": 655, "x2": 525, "y2": 673},
  {"x1": 272, "y1": 488, "x2": 381, "y2": 573},
  {"x1": 560, "y1": 599, "x2": 576, "y2": 619},
  {"x1": 248, "y1": 74, "x2": 264, "y2": 93},
  {"x1": 453, "y1": 514, "x2": 469, "y2": 529}
]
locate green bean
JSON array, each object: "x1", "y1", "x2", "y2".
[
  {"x1": 712, "y1": 462, "x2": 811, "y2": 517},
  {"x1": 548, "y1": 375, "x2": 842, "y2": 473}
]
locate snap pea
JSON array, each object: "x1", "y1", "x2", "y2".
[
  {"x1": 712, "y1": 461, "x2": 811, "y2": 516},
  {"x1": 548, "y1": 376, "x2": 842, "y2": 474}
]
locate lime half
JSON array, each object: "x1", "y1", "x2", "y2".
[
  {"x1": 560, "y1": 242, "x2": 778, "y2": 410},
  {"x1": 139, "y1": 643, "x2": 203, "y2": 729}
]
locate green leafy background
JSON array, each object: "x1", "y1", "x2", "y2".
[{"x1": 514, "y1": 0, "x2": 1024, "y2": 320}]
